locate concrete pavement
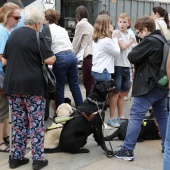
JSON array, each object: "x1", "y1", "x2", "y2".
[{"x1": 0, "y1": 75, "x2": 163, "y2": 170}]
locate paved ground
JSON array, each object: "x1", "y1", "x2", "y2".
[{"x1": 0, "y1": 75, "x2": 163, "y2": 170}]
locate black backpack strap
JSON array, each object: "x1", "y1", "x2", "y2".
[{"x1": 150, "y1": 35, "x2": 169, "y2": 72}]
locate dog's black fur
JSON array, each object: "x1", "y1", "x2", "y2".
[
  {"x1": 104, "y1": 116, "x2": 161, "y2": 142},
  {"x1": 45, "y1": 80, "x2": 115, "y2": 155}
]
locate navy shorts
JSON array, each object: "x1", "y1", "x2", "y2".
[{"x1": 111, "y1": 66, "x2": 130, "y2": 92}]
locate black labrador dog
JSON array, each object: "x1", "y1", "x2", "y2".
[
  {"x1": 45, "y1": 80, "x2": 115, "y2": 156},
  {"x1": 104, "y1": 116, "x2": 161, "y2": 142}
]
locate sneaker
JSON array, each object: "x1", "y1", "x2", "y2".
[
  {"x1": 32, "y1": 159, "x2": 48, "y2": 170},
  {"x1": 124, "y1": 96, "x2": 129, "y2": 101},
  {"x1": 116, "y1": 118, "x2": 127, "y2": 124},
  {"x1": 103, "y1": 123, "x2": 112, "y2": 130},
  {"x1": 114, "y1": 149, "x2": 134, "y2": 161},
  {"x1": 9, "y1": 157, "x2": 29, "y2": 169},
  {"x1": 108, "y1": 118, "x2": 120, "y2": 128}
]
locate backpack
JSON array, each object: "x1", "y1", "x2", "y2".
[{"x1": 150, "y1": 34, "x2": 170, "y2": 89}]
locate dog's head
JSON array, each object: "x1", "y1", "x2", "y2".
[
  {"x1": 56, "y1": 103, "x2": 73, "y2": 117},
  {"x1": 88, "y1": 80, "x2": 115, "y2": 102}
]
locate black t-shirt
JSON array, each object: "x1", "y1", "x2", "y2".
[{"x1": 3, "y1": 27, "x2": 54, "y2": 96}]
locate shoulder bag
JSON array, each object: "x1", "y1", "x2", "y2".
[{"x1": 36, "y1": 32, "x2": 56, "y2": 93}]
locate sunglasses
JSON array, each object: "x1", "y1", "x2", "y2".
[
  {"x1": 10, "y1": 15, "x2": 21, "y2": 20},
  {"x1": 136, "y1": 30, "x2": 142, "y2": 34}
]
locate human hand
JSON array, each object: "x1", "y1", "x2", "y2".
[
  {"x1": 130, "y1": 35, "x2": 138, "y2": 45},
  {"x1": 112, "y1": 31, "x2": 121, "y2": 39}
]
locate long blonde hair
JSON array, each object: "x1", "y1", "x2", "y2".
[
  {"x1": 0, "y1": 2, "x2": 20, "y2": 26},
  {"x1": 93, "y1": 14, "x2": 112, "y2": 42}
]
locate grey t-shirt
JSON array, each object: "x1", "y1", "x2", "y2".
[{"x1": 112, "y1": 30, "x2": 134, "y2": 67}]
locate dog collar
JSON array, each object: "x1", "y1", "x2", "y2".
[{"x1": 87, "y1": 97, "x2": 106, "y2": 105}]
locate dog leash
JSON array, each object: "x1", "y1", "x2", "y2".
[{"x1": 93, "y1": 100, "x2": 114, "y2": 158}]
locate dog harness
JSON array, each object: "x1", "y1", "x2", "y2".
[{"x1": 81, "y1": 111, "x2": 98, "y2": 122}]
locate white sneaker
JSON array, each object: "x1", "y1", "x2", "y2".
[
  {"x1": 124, "y1": 96, "x2": 129, "y2": 101},
  {"x1": 103, "y1": 123, "x2": 112, "y2": 130}
]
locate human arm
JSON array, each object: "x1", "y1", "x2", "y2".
[
  {"x1": 72, "y1": 23, "x2": 83, "y2": 54},
  {"x1": 128, "y1": 38, "x2": 152, "y2": 64},
  {"x1": 103, "y1": 38, "x2": 120, "y2": 57},
  {"x1": 40, "y1": 33, "x2": 56, "y2": 65},
  {"x1": 118, "y1": 35, "x2": 137, "y2": 50},
  {"x1": 2, "y1": 55, "x2": 7, "y2": 65},
  {"x1": 44, "y1": 55, "x2": 56, "y2": 65}
]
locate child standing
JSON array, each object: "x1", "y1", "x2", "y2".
[{"x1": 108, "y1": 13, "x2": 137, "y2": 127}]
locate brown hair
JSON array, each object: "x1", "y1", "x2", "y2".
[
  {"x1": 134, "y1": 16, "x2": 156, "y2": 32},
  {"x1": 152, "y1": 6, "x2": 170, "y2": 29},
  {"x1": 0, "y1": 2, "x2": 20, "y2": 26},
  {"x1": 44, "y1": 9, "x2": 60, "y2": 24},
  {"x1": 93, "y1": 14, "x2": 112, "y2": 42},
  {"x1": 75, "y1": 5, "x2": 89, "y2": 21},
  {"x1": 118, "y1": 13, "x2": 130, "y2": 22},
  {"x1": 98, "y1": 10, "x2": 110, "y2": 16}
]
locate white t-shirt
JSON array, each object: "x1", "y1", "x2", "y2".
[
  {"x1": 112, "y1": 30, "x2": 134, "y2": 67},
  {"x1": 49, "y1": 23, "x2": 73, "y2": 54},
  {"x1": 92, "y1": 37, "x2": 120, "y2": 73}
]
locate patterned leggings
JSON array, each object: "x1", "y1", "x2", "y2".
[{"x1": 7, "y1": 94, "x2": 46, "y2": 160}]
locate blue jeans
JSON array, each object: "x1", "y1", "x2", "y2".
[
  {"x1": 92, "y1": 68, "x2": 111, "y2": 81},
  {"x1": 53, "y1": 51, "x2": 83, "y2": 108},
  {"x1": 163, "y1": 97, "x2": 170, "y2": 170},
  {"x1": 122, "y1": 86, "x2": 168, "y2": 151}
]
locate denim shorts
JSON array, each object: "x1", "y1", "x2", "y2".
[
  {"x1": 111, "y1": 66, "x2": 130, "y2": 92},
  {"x1": 92, "y1": 68, "x2": 111, "y2": 81}
]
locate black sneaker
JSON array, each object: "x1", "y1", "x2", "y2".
[
  {"x1": 114, "y1": 149, "x2": 134, "y2": 161},
  {"x1": 32, "y1": 159, "x2": 48, "y2": 170},
  {"x1": 9, "y1": 157, "x2": 29, "y2": 169}
]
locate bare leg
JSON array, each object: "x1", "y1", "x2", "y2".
[
  {"x1": 109, "y1": 92, "x2": 119, "y2": 118},
  {"x1": 3, "y1": 117, "x2": 9, "y2": 139},
  {"x1": 0, "y1": 121, "x2": 9, "y2": 151},
  {"x1": 117, "y1": 92, "x2": 127, "y2": 118}
]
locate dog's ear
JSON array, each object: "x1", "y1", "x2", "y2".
[{"x1": 94, "y1": 81, "x2": 106, "y2": 93}]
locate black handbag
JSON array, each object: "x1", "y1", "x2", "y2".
[{"x1": 36, "y1": 32, "x2": 56, "y2": 93}]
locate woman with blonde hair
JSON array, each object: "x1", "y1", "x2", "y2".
[
  {"x1": 0, "y1": 2, "x2": 20, "y2": 153},
  {"x1": 91, "y1": 14, "x2": 120, "y2": 123}
]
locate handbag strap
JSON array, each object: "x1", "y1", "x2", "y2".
[{"x1": 36, "y1": 31, "x2": 44, "y2": 64}]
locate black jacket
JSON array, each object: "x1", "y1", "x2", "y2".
[{"x1": 128, "y1": 30, "x2": 166, "y2": 97}]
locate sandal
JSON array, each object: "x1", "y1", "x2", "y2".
[
  {"x1": 3, "y1": 136, "x2": 9, "y2": 144},
  {"x1": 0, "y1": 142, "x2": 9, "y2": 152}
]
